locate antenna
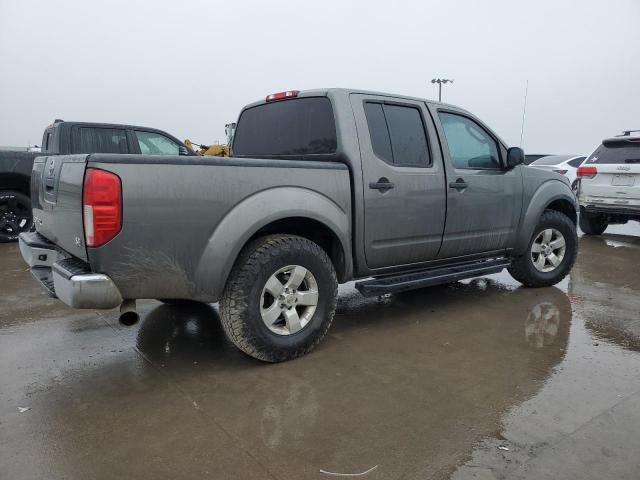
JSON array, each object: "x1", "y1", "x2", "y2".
[{"x1": 519, "y1": 80, "x2": 529, "y2": 148}]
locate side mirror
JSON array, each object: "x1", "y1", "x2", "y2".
[
  {"x1": 178, "y1": 145, "x2": 189, "y2": 156},
  {"x1": 506, "y1": 147, "x2": 525, "y2": 169}
]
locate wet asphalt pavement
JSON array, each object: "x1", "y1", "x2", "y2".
[{"x1": 2, "y1": 224, "x2": 640, "y2": 480}]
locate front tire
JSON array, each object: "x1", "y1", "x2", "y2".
[
  {"x1": 0, "y1": 190, "x2": 33, "y2": 243},
  {"x1": 220, "y1": 234, "x2": 338, "y2": 362},
  {"x1": 579, "y1": 210, "x2": 608, "y2": 235},
  {"x1": 508, "y1": 210, "x2": 577, "y2": 288}
]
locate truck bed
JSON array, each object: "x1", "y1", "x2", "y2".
[{"x1": 31, "y1": 153, "x2": 352, "y2": 302}]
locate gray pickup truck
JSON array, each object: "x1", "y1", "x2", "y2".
[{"x1": 19, "y1": 88, "x2": 578, "y2": 362}]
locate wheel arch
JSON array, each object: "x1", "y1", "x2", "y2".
[
  {"x1": 246, "y1": 217, "x2": 349, "y2": 281},
  {"x1": 514, "y1": 180, "x2": 577, "y2": 256},
  {"x1": 194, "y1": 187, "x2": 352, "y2": 301},
  {"x1": 546, "y1": 198, "x2": 577, "y2": 225}
]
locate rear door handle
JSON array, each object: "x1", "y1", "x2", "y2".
[
  {"x1": 369, "y1": 178, "x2": 395, "y2": 191},
  {"x1": 449, "y1": 179, "x2": 469, "y2": 190}
]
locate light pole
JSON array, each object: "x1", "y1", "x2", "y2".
[{"x1": 431, "y1": 78, "x2": 454, "y2": 102}]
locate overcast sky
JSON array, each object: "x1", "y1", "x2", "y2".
[{"x1": 1, "y1": 0, "x2": 639, "y2": 154}]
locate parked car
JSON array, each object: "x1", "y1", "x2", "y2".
[
  {"x1": 19, "y1": 88, "x2": 578, "y2": 362},
  {"x1": 524, "y1": 153, "x2": 554, "y2": 165},
  {"x1": 577, "y1": 130, "x2": 640, "y2": 235},
  {"x1": 0, "y1": 120, "x2": 194, "y2": 243},
  {"x1": 529, "y1": 155, "x2": 586, "y2": 192}
]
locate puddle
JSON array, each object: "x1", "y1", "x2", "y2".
[{"x1": 1, "y1": 223, "x2": 639, "y2": 479}]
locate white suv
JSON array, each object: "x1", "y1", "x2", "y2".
[{"x1": 578, "y1": 130, "x2": 640, "y2": 235}]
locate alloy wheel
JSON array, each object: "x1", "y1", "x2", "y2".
[
  {"x1": 530, "y1": 228, "x2": 566, "y2": 273},
  {"x1": 260, "y1": 265, "x2": 319, "y2": 335}
]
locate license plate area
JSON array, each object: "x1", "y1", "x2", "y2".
[{"x1": 611, "y1": 174, "x2": 636, "y2": 186}]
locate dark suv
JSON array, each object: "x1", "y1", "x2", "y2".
[{"x1": 1, "y1": 120, "x2": 194, "y2": 242}]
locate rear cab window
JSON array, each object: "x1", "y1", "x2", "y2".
[
  {"x1": 41, "y1": 128, "x2": 58, "y2": 154},
  {"x1": 232, "y1": 97, "x2": 337, "y2": 157},
  {"x1": 72, "y1": 127, "x2": 128, "y2": 154},
  {"x1": 43, "y1": 132, "x2": 53, "y2": 152}
]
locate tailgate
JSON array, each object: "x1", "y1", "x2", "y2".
[
  {"x1": 31, "y1": 154, "x2": 88, "y2": 261},
  {"x1": 582, "y1": 164, "x2": 640, "y2": 204}
]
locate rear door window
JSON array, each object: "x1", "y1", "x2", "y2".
[
  {"x1": 363, "y1": 102, "x2": 431, "y2": 167},
  {"x1": 135, "y1": 130, "x2": 180, "y2": 155},
  {"x1": 74, "y1": 127, "x2": 128, "y2": 154},
  {"x1": 233, "y1": 97, "x2": 337, "y2": 157},
  {"x1": 363, "y1": 103, "x2": 393, "y2": 164}
]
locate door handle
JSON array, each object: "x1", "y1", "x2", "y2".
[
  {"x1": 449, "y1": 179, "x2": 469, "y2": 190},
  {"x1": 369, "y1": 178, "x2": 395, "y2": 191}
]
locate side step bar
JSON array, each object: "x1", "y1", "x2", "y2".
[{"x1": 355, "y1": 258, "x2": 511, "y2": 297}]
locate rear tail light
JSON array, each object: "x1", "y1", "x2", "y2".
[
  {"x1": 83, "y1": 168, "x2": 122, "y2": 247},
  {"x1": 266, "y1": 90, "x2": 299, "y2": 102},
  {"x1": 577, "y1": 165, "x2": 597, "y2": 179}
]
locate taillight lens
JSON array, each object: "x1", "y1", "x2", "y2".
[
  {"x1": 576, "y1": 165, "x2": 597, "y2": 179},
  {"x1": 83, "y1": 168, "x2": 122, "y2": 247}
]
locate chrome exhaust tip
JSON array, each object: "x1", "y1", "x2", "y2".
[{"x1": 119, "y1": 299, "x2": 139, "y2": 326}]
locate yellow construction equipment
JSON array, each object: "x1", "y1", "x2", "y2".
[
  {"x1": 184, "y1": 139, "x2": 230, "y2": 157},
  {"x1": 184, "y1": 123, "x2": 236, "y2": 157}
]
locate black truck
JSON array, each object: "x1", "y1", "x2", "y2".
[{"x1": 1, "y1": 120, "x2": 193, "y2": 242}]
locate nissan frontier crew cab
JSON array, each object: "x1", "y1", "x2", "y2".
[{"x1": 19, "y1": 88, "x2": 578, "y2": 362}]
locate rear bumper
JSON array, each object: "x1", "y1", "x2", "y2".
[
  {"x1": 581, "y1": 204, "x2": 640, "y2": 218},
  {"x1": 19, "y1": 232, "x2": 122, "y2": 309}
]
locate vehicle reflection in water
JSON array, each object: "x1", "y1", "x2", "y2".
[
  {"x1": 569, "y1": 233, "x2": 640, "y2": 351},
  {"x1": 453, "y1": 229, "x2": 640, "y2": 479},
  {"x1": 525, "y1": 302, "x2": 561, "y2": 349},
  {"x1": 128, "y1": 278, "x2": 572, "y2": 478},
  {"x1": 136, "y1": 280, "x2": 572, "y2": 368},
  {"x1": 135, "y1": 301, "x2": 248, "y2": 365}
]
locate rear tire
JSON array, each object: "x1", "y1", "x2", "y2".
[
  {"x1": 508, "y1": 210, "x2": 577, "y2": 288},
  {"x1": 0, "y1": 190, "x2": 33, "y2": 243},
  {"x1": 220, "y1": 234, "x2": 338, "y2": 362},
  {"x1": 579, "y1": 210, "x2": 608, "y2": 235}
]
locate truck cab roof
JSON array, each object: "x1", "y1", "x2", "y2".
[
  {"x1": 234, "y1": 88, "x2": 505, "y2": 163},
  {"x1": 244, "y1": 87, "x2": 467, "y2": 112}
]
